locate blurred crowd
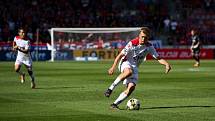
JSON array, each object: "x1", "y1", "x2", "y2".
[{"x1": 0, "y1": 0, "x2": 214, "y2": 48}]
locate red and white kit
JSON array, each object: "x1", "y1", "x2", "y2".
[
  {"x1": 14, "y1": 36, "x2": 32, "y2": 67},
  {"x1": 119, "y1": 37, "x2": 159, "y2": 85}
]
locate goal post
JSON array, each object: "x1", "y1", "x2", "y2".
[{"x1": 49, "y1": 27, "x2": 141, "y2": 62}]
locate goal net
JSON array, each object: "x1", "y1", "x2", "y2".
[{"x1": 49, "y1": 28, "x2": 141, "y2": 61}]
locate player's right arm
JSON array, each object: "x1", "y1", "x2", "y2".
[
  {"x1": 13, "y1": 41, "x2": 17, "y2": 51},
  {"x1": 13, "y1": 37, "x2": 18, "y2": 51},
  {"x1": 108, "y1": 42, "x2": 131, "y2": 75},
  {"x1": 108, "y1": 52, "x2": 125, "y2": 75}
]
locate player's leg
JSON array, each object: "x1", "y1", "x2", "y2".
[
  {"x1": 195, "y1": 54, "x2": 200, "y2": 66},
  {"x1": 14, "y1": 62, "x2": 25, "y2": 83},
  {"x1": 110, "y1": 82, "x2": 136, "y2": 109},
  {"x1": 193, "y1": 50, "x2": 200, "y2": 67},
  {"x1": 104, "y1": 67, "x2": 132, "y2": 97},
  {"x1": 25, "y1": 65, "x2": 36, "y2": 89},
  {"x1": 196, "y1": 49, "x2": 200, "y2": 65},
  {"x1": 191, "y1": 51, "x2": 197, "y2": 66},
  {"x1": 24, "y1": 59, "x2": 36, "y2": 89}
]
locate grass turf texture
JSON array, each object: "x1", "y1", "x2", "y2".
[{"x1": 0, "y1": 60, "x2": 215, "y2": 121}]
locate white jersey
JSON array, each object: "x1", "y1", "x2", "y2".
[
  {"x1": 14, "y1": 36, "x2": 32, "y2": 66},
  {"x1": 120, "y1": 37, "x2": 159, "y2": 67}
]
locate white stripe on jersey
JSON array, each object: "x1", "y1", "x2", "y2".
[{"x1": 120, "y1": 40, "x2": 159, "y2": 67}]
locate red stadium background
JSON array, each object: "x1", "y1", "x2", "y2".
[{"x1": 147, "y1": 49, "x2": 214, "y2": 60}]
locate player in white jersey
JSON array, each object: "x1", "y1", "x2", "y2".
[
  {"x1": 13, "y1": 28, "x2": 36, "y2": 89},
  {"x1": 104, "y1": 27, "x2": 171, "y2": 109}
]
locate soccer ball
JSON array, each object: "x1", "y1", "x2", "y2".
[{"x1": 126, "y1": 98, "x2": 140, "y2": 110}]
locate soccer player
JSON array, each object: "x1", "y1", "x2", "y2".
[
  {"x1": 190, "y1": 29, "x2": 201, "y2": 67},
  {"x1": 104, "y1": 27, "x2": 171, "y2": 109},
  {"x1": 13, "y1": 28, "x2": 36, "y2": 89}
]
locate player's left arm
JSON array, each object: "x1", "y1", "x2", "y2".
[
  {"x1": 149, "y1": 46, "x2": 171, "y2": 74},
  {"x1": 193, "y1": 41, "x2": 200, "y2": 49},
  {"x1": 17, "y1": 41, "x2": 30, "y2": 54},
  {"x1": 157, "y1": 57, "x2": 171, "y2": 74},
  {"x1": 191, "y1": 36, "x2": 201, "y2": 49},
  {"x1": 17, "y1": 46, "x2": 29, "y2": 54}
]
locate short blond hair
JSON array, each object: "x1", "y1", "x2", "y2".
[{"x1": 140, "y1": 27, "x2": 150, "y2": 37}]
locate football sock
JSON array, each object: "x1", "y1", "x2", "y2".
[
  {"x1": 194, "y1": 56, "x2": 199, "y2": 62},
  {"x1": 196, "y1": 57, "x2": 200, "y2": 63},
  {"x1": 113, "y1": 92, "x2": 128, "y2": 105},
  {"x1": 28, "y1": 70, "x2": 35, "y2": 82},
  {"x1": 109, "y1": 77, "x2": 121, "y2": 90}
]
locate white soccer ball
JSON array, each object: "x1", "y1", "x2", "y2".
[{"x1": 126, "y1": 98, "x2": 140, "y2": 110}]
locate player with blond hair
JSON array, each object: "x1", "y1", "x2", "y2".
[{"x1": 104, "y1": 27, "x2": 171, "y2": 109}]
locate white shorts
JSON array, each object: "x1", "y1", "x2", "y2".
[
  {"x1": 118, "y1": 61, "x2": 138, "y2": 85},
  {"x1": 15, "y1": 56, "x2": 32, "y2": 67}
]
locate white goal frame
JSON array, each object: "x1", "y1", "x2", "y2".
[{"x1": 50, "y1": 27, "x2": 141, "y2": 62}]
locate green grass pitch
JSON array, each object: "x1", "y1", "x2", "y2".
[{"x1": 0, "y1": 60, "x2": 215, "y2": 121}]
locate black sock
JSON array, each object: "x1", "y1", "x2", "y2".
[{"x1": 28, "y1": 70, "x2": 35, "y2": 82}]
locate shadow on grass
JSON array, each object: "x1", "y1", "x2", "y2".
[
  {"x1": 141, "y1": 105, "x2": 215, "y2": 110},
  {"x1": 34, "y1": 86, "x2": 85, "y2": 90},
  {"x1": 119, "y1": 105, "x2": 215, "y2": 111}
]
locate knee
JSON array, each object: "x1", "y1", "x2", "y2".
[
  {"x1": 15, "y1": 67, "x2": 20, "y2": 72},
  {"x1": 124, "y1": 86, "x2": 135, "y2": 96},
  {"x1": 124, "y1": 69, "x2": 133, "y2": 77}
]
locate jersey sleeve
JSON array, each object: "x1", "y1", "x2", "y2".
[
  {"x1": 120, "y1": 41, "x2": 132, "y2": 56},
  {"x1": 149, "y1": 46, "x2": 159, "y2": 59},
  {"x1": 25, "y1": 41, "x2": 30, "y2": 50},
  {"x1": 13, "y1": 37, "x2": 17, "y2": 42}
]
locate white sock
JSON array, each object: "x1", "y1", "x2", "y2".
[
  {"x1": 109, "y1": 77, "x2": 121, "y2": 90},
  {"x1": 114, "y1": 92, "x2": 128, "y2": 105}
]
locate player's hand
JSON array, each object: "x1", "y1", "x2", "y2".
[
  {"x1": 190, "y1": 46, "x2": 194, "y2": 51},
  {"x1": 165, "y1": 65, "x2": 171, "y2": 74},
  {"x1": 108, "y1": 67, "x2": 115, "y2": 75},
  {"x1": 193, "y1": 45, "x2": 198, "y2": 49},
  {"x1": 13, "y1": 45, "x2": 18, "y2": 51}
]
